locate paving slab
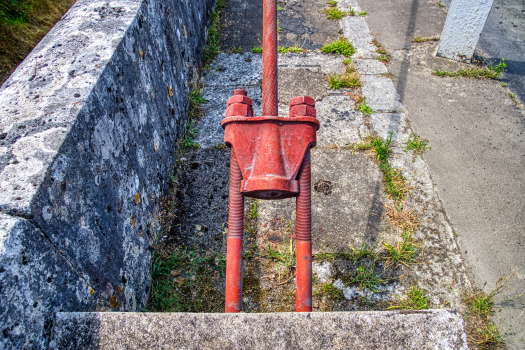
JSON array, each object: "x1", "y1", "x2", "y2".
[{"x1": 50, "y1": 310, "x2": 469, "y2": 350}]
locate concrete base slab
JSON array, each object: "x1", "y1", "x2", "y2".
[{"x1": 50, "y1": 309, "x2": 469, "y2": 350}]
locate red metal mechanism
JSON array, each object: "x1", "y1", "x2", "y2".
[{"x1": 223, "y1": 0, "x2": 318, "y2": 313}]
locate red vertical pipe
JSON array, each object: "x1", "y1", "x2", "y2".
[
  {"x1": 225, "y1": 148, "x2": 244, "y2": 313},
  {"x1": 262, "y1": 0, "x2": 278, "y2": 116},
  {"x1": 295, "y1": 149, "x2": 312, "y2": 312}
]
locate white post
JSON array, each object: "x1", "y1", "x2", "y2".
[{"x1": 437, "y1": 0, "x2": 494, "y2": 61}]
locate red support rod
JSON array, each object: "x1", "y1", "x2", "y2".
[
  {"x1": 262, "y1": 0, "x2": 278, "y2": 116},
  {"x1": 225, "y1": 148, "x2": 244, "y2": 313},
  {"x1": 295, "y1": 148, "x2": 312, "y2": 312}
]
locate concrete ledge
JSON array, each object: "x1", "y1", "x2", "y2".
[{"x1": 50, "y1": 309, "x2": 469, "y2": 349}]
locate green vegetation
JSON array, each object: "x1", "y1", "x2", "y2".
[
  {"x1": 277, "y1": 20, "x2": 283, "y2": 33},
  {"x1": 277, "y1": 5, "x2": 284, "y2": 10},
  {"x1": 348, "y1": 6, "x2": 355, "y2": 16},
  {"x1": 149, "y1": 249, "x2": 226, "y2": 312},
  {"x1": 358, "y1": 11, "x2": 368, "y2": 16},
  {"x1": 350, "y1": 241, "x2": 378, "y2": 262},
  {"x1": 508, "y1": 92, "x2": 519, "y2": 105},
  {"x1": 412, "y1": 36, "x2": 440, "y2": 43},
  {"x1": 404, "y1": 133, "x2": 430, "y2": 161},
  {"x1": 374, "y1": 55, "x2": 389, "y2": 63},
  {"x1": 212, "y1": 142, "x2": 229, "y2": 150},
  {"x1": 328, "y1": 0, "x2": 337, "y2": 7},
  {"x1": 323, "y1": 7, "x2": 346, "y2": 21},
  {"x1": 278, "y1": 46, "x2": 306, "y2": 54},
  {"x1": 388, "y1": 286, "x2": 429, "y2": 310},
  {"x1": 351, "y1": 132, "x2": 409, "y2": 202},
  {"x1": 500, "y1": 82, "x2": 507, "y2": 87},
  {"x1": 356, "y1": 102, "x2": 374, "y2": 116},
  {"x1": 231, "y1": 46, "x2": 243, "y2": 54},
  {"x1": 376, "y1": 48, "x2": 387, "y2": 55},
  {"x1": 182, "y1": 86, "x2": 207, "y2": 150},
  {"x1": 342, "y1": 58, "x2": 353, "y2": 65},
  {"x1": 0, "y1": 0, "x2": 76, "y2": 83},
  {"x1": 322, "y1": 283, "x2": 344, "y2": 299},
  {"x1": 381, "y1": 72, "x2": 396, "y2": 80},
  {"x1": 321, "y1": 37, "x2": 355, "y2": 57},
  {"x1": 437, "y1": 2, "x2": 445, "y2": 8},
  {"x1": 327, "y1": 59, "x2": 360, "y2": 89},
  {"x1": 252, "y1": 46, "x2": 263, "y2": 53},
  {"x1": 266, "y1": 241, "x2": 296, "y2": 271},
  {"x1": 249, "y1": 200, "x2": 259, "y2": 219},
  {"x1": 203, "y1": 0, "x2": 226, "y2": 63},
  {"x1": 433, "y1": 59, "x2": 506, "y2": 80},
  {"x1": 349, "y1": 265, "x2": 385, "y2": 292},
  {"x1": 383, "y1": 230, "x2": 418, "y2": 268}
]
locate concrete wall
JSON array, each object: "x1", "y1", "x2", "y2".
[{"x1": 0, "y1": 0, "x2": 214, "y2": 348}]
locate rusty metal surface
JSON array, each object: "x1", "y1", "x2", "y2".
[
  {"x1": 262, "y1": 0, "x2": 278, "y2": 116},
  {"x1": 225, "y1": 148, "x2": 244, "y2": 313}
]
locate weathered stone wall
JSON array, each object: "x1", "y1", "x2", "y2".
[{"x1": 0, "y1": 0, "x2": 214, "y2": 348}]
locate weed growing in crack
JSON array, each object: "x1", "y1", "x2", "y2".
[
  {"x1": 349, "y1": 264, "x2": 385, "y2": 292},
  {"x1": 323, "y1": 7, "x2": 347, "y2": 21},
  {"x1": 388, "y1": 286, "x2": 429, "y2": 310},
  {"x1": 231, "y1": 46, "x2": 243, "y2": 54},
  {"x1": 437, "y1": 1, "x2": 445, "y2": 8},
  {"x1": 182, "y1": 86, "x2": 207, "y2": 150},
  {"x1": 252, "y1": 46, "x2": 263, "y2": 53},
  {"x1": 412, "y1": 36, "x2": 440, "y2": 43},
  {"x1": 404, "y1": 133, "x2": 430, "y2": 161},
  {"x1": 433, "y1": 59, "x2": 506, "y2": 80},
  {"x1": 358, "y1": 11, "x2": 368, "y2": 16},
  {"x1": 249, "y1": 200, "x2": 259, "y2": 219},
  {"x1": 383, "y1": 230, "x2": 418, "y2": 268},
  {"x1": 500, "y1": 82, "x2": 507, "y2": 87},
  {"x1": 374, "y1": 54, "x2": 389, "y2": 63},
  {"x1": 342, "y1": 58, "x2": 353, "y2": 65},
  {"x1": 328, "y1": 0, "x2": 337, "y2": 7},
  {"x1": 278, "y1": 46, "x2": 306, "y2": 54},
  {"x1": 203, "y1": 0, "x2": 226, "y2": 63},
  {"x1": 327, "y1": 72, "x2": 360, "y2": 89},
  {"x1": 277, "y1": 5, "x2": 284, "y2": 10},
  {"x1": 212, "y1": 142, "x2": 229, "y2": 150},
  {"x1": 348, "y1": 6, "x2": 355, "y2": 16},
  {"x1": 508, "y1": 92, "x2": 519, "y2": 105},
  {"x1": 321, "y1": 37, "x2": 355, "y2": 57},
  {"x1": 381, "y1": 72, "x2": 396, "y2": 80},
  {"x1": 356, "y1": 102, "x2": 374, "y2": 116},
  {"x1": 322, "y1": 283, "x2": 343, "y2": 299},
  {"x1": 277, "y1": 20, "x2": 283, "y2": 33},
  {"x1": 372, "y1": 38, "x2": 381, "y2": 48},
  {"x1": 376, "y1": 47, "x2": 387, "y2": 55},
  {"x1": 350, "y1": 241, "x2": 378, "y2": 262},
  {"x1": 149, "y1": 249, "x2": 226, "y2": 312}
]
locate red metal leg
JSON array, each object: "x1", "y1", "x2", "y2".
[
  {"x1": 295, "y1": 148, "x2": 312, "y2": 312},
  {"x1": 262, "y1": 0, "x2": 278, "y2": 116},
  {"x1": 225, "y1": 148, "x2": 244, "y2": 313}
]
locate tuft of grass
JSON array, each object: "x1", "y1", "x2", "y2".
[
  {"x1": 321, "y1": 37, "x2": 355, "y2": 57},
  {"x1": 322, "y1": 283, "x2": 344, "y2": 299},
  {"x1": 374, "y1": 55, "x2": 389, "y2": 63},
  {"x1": 404, "y1": 133, "x2": 430, "y2": 161},
  {"x1": 323, "y1": 7, "x2": 347, "y2": 21},
  {"x1": 356, "y1": 102, "x2": 374, "y2": 116},
  {"x1": 412, "y1": 36, "x2": 440, "y2": 43},
  {"x1": 376, "y1": 48, "x2": 387, "y2": 55},
  {"x1": 349, "y1": 264, "x2": 385, "y2": 292},
  {"x1": 213, "y1": 142, "x2": 229, "y2": 150},
  {"x1": 249, "y1": 200, "x2": 259, "y2": 219},
  {"x1": 328, "y1": 72, "x2": 361, "y2": 89},
  {"x1": 328, "y1": 0, "x2": 337, "y2": 7},
  {"x1": 358, "y1": 11, "x2": 368, "y2": 16},
  {"x1": 278, "y1": 46, "x2": 306, "y2": 54},
  {"x1": 342, "y1": 58, "x2": 353, "y2": 65},
  {"x1": 277, "y1": 5, "x2": 284, "y2": 10},
  {"x1": 476, "y1": 322, "x2": 505, "y2": 345},
  {"x1": 277, "y1": 20, "x2": 282, "y2": 33},
  {"x1": 149, "y1": 249, "x2": 226, "y2": 312},
  {"x1": 350, "y1": 241, "x2": 378, "y2": 262},
  {"x1": 500, "y1": 82, "x2": 507, "y2": 87},
  {"x1": 381, "y1": 72, "x2": 396, "y2": 80},
  {"x1": 266, "y1": 242, "x2": 296, "y2": 271},
  {"x1": 182, "y1": 86, "x2": 208, "y2": 150},
  {"x1": 433, "y1": 59, "x2": 506, "y2": 80},
  {"x1": 231, "y1": 46, "x2": 243, "y2": 54},
  {"x1": 203, "y1": 0, "x2": 226, "y2": 63},
  {"x1": 383, "y1": 230, "x2": 418, "y2": 268},
  {"x1": 437, "y1": 1, "x2": 445, "y2": 8},
  {"x1": 388, "y1": 286, "x2": 429, "y2": 310},
  {"x1": 252, "y1": 46, "x2": 263, "y2": 54},
  {"x1": 508, "y1": 92, "x2": 519, "y2": 105},
  {"x1": 348, "y1": 6, "x2": 355, "y2": 16},
  {"x1": 371, "y1": 38, "x2": 381, "y2": 47},
  {"x1": 351, "y1": 132, "x2": 409, "y2": 202}
]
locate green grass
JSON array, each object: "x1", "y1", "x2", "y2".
[
  {"x1": 348, "y1": 6, "x2": 355, "y2": 16},
  {"x1": 328, "y1": 0, "x2": 337, "y2": 7},
  {"x1": 266, "y1": 242, "x2": 296, "y2": 270},
  {"x1": 212, "y1": 142, "x2": 229, "y2": 150},
  {"x1": 404, "y1": 133, "x2": 430, "y2": 161},
  {"x1": 374, "y1": 55, "x2": 389, "y2": 63},
  {"x1": 277, "y1": 20, "x2": 282, "y2": 33},
  {"x1": 342, "y1": 58, "x2": 353, "y2": 65},
  {"x1": 349, "y1": 264, "x2": 385, "y2": 292},
  {"x1": 477, "y1": 322, "x2": 505, "y2": 345},
  {"x1": 249, "y1": 200, "x2": 259, "y2": 219},
  {"x1": 350, "y1": 241, "x2": 378, "y2": 262},
  {"x1": 327, "y1": 72, "x2": 360, "y2": 89},
  {"x1": 323, "y1": 7, "x2": 346, "y2": 21},
  {"x1": 252, "y1": 46, "x2": 263, "y2": 53},
  {"x1": 322, "y1": 283, "x2": 344, "y2": 299},
  {"x1": 376, "y1": 48, "x2": 387, "y2": 55},
  {"x1": 182, "y1": 86, "x2": 207, "y2": 150},
  {"x1": 388, "y1": 286, "x2": 429, "y2": 310},
  {"x1": 358, "y1": 11, "x2": 368, "y2": 16},
  {"x1": 433, "y1": 59, "x2": 506, "y2": 80},
  {"x1": 351, "y1": 132, "x2": 409, "y2": 202},
  {"x1": 383, "y1": 230, "x2": 418, "y2": 268},
  {"x1": 437, "y1": 2, "x2": 445, "y2": 8},
  {"x1": 321, "y1": 37, "x2": 355, "y2": 57},
  {"x1": 231, "y1": 46, "x2": 242, "y2": 53},
  {"x1": 278, "y1": 46, "x2": 306, "y2": 54},
  {"x1": 203, "y1": 0, "x2": 226, "y2": 63},
  {"x1": 412, "y1": 36, "x2": 440, "y2": 43},
  {"x1": 277, "y1": 5, "x2": 284, "y2": 10},
  {"x1": 508, "y1": 92, "x2": 519, "y2": 105},
  {"x1": 149, "y1": 249, "x2": 226, "y2": 312},
  {"x1": 500, "y1": 82, "x2": 507, "y2": 87},
  {"x1": 356, "y1": 102, "x2": 374, "y2": 116}
]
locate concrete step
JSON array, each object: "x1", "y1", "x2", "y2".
[{"x1": 50, "y1": 309, "x2": 468, "y2": 350}]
